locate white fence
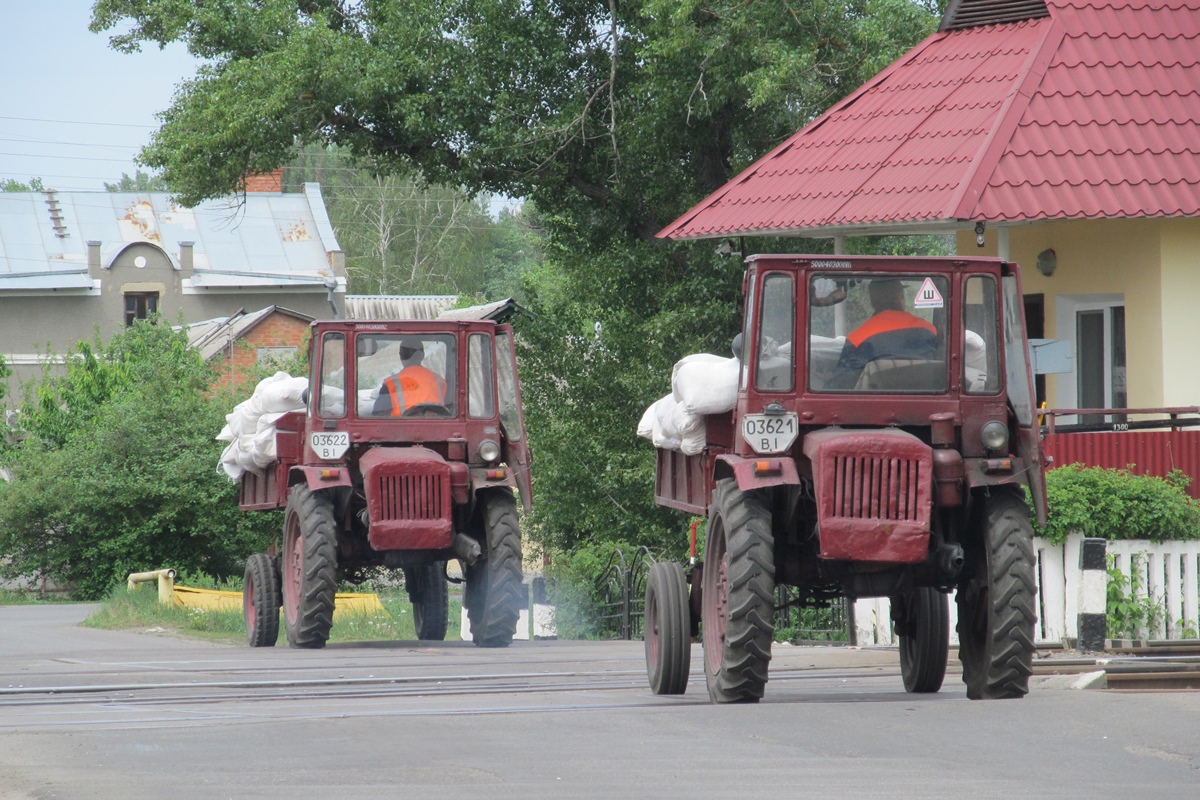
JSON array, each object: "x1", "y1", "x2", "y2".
[{"x1": 853, "y1": 534, "x2": 1200, "y2": 646}]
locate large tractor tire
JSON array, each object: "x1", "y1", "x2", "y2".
[
  {"x1": 644, "y1": 561, "x2": 691, "y2": 695},
  {"x1": 956, "y1": 488, "x2": 1037, "y2": 699},
  {"x1": 464, "y1": 490, "x2": 525, "y2": 647},
  {"x1": 281, "y1": 486, "x2": 338, "y2": 649},
  {"x1": 410, "y1": 561, "x2": 449, "y2": 641},
  {"x1": 243, "y1": 553, "x2": 281, "y2": 647},
  {"x1": 894, "y1": 586, "x2": 949, "y2": 693},
  {"x1": 702, "y1": 479, "x2": 775, "y2": 703}
]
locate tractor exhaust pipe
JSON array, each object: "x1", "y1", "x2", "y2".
[
  {"x1": 938, "y1": 543, "x2": 965, "y2": 580},
  {"x1": 454, "y1": 533, "x2": 482, "y2": 566}
]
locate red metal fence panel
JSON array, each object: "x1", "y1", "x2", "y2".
[{"x1": 1042, "y1": 430, "x2": 1200, "y2": 500}]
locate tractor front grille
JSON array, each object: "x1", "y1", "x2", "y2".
[
  {"x1": 831, "y1": 454, "x2": 924, "y2": 522},
  {"x1": 375, "y1": 471, "x2": 448, "y2": 522}
]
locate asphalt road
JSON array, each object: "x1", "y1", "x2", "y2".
[{"x1": 2, "y1": 604, "x2": 1199, "y2": 799}]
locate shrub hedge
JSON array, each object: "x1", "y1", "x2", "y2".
[{"x1": 1033, "y1": 464, "x2": 1200, "y2": 545}]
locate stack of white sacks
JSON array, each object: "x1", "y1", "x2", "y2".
[
  {"x1": 217, "y1": 372, "x2": 308, "y2": 481},
  {"x1": 637, "y1": 354, "x2": 740, "y2": 455}
]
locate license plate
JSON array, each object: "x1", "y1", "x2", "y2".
[
  {"x1": 741, "y1": 412, "x2": 799, "y2": 454},
  {"x1": 310, "y1": 431, "x2": 350, "y2": 460}
]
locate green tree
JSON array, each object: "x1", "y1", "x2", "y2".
[
  {"x1": 1, "y1": 178, "x2": 45, "y2": 192},
  {"x1": 104, "y1": 170, "x2": 170, "y2": 192},
  {"x1": 89, "y1": 0, "x2": 941, "y2": 555},
  {"x1": 0, "y1": 322, "x2": 276, "y2": 598},
  {"x1": 287, "y1": 146, "x2": 497, "y2": 295}
]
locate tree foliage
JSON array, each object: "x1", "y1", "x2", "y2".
[
  {"x1": 0, "y1": 322, "x2": 276, "y2": 598},
  {"x1": 0, "y1": 177, "x2": 44, "y2": 192},
  {"x1": 89, "y1": 0, "x2": 942, "y2": 556},
  {"x1": 286, "y1": 145, "x2": 501, "y2": 296},
  {"x1": 104, "y1": 170, "x2": 170, "y2": 192}
]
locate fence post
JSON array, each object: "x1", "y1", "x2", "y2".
[{"x1": 1078, "y1": 538, "x2": 1107, "y2": 651}]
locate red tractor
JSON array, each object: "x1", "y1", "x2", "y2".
[
  {"x1": 238, "y1": 319, "x2": 532, "y2": 648},
  {"x1": 644, "y1": 254, "x2": 1047, "y2": 701}
]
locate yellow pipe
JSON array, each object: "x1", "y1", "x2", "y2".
[{"x1": 126, "y1": 568, "x2": 177, "y2": 605}]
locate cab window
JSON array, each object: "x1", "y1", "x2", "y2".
[
  {"x1": 964, "y1": 276, "x2": 1000, "y2": 394},
  {"x1": 808, "y1": 274, "x2": 948, "y2": 393},
  {"x1": 468, "y1": 333, "x2": 496, "y2": 418},
  {"x1": 356, "y1": 333, "x2": 457, "y2": 417},
  {"x1": 317, "y1": 333, "x2": 346, "y2": 419},
  {"x1": 755, "y1": 273, "x2": 795, "y2": 392}
]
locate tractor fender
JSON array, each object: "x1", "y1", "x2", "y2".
[
  {"x1": 469, "y1": 467, "x2": 519, "y2": 499},
  {"x1": 290, "y1": 465, "x2": 352, "y2": 493},
  {"x1": 714, "y1": 454, "x2": 801, "y2": 493}
]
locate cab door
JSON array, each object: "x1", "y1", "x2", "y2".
[{"x1": 495, "y1": 325, "x2": 533, "y2": 512}]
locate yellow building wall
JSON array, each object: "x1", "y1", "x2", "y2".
[
  {"x1": 957, "y1": 218, "x2": 1177, "y2": 408},
  {"x1": 1159, "y1": 220, "x2": 1200, "y2": 405}
]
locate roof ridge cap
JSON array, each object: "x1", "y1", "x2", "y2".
[{"x1": 950, "y1": 18, "x2": 1066, "y2": 219}]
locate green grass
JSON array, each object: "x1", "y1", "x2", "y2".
[
  {"x1": 81, "y1": 583, "x2": 464, "y2": 645},
  {"x1": 0, "y1": 588, "x2": 75, "y2": 605}
]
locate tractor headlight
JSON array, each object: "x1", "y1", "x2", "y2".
[
  {"x1": 981, "y1": 421, "x2": 1009, "y2": 452},
  {"x1": 478, "y1": 439, "x2": 501, "y2": 464}
]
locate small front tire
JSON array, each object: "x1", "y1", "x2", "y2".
[
  {"x1": 244, "y1": 553, "x2": 281, "y2": 648},
  {"x1": 644, "y1": 562, "x2": 691, "y2": 695}
]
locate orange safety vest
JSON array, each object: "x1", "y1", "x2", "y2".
[
  {"x1": 846, "y1": 310, "x2": 937, "y2": 348},
  {"x1": 383, "y1": 366, "x2": 447, "y2": 416}
]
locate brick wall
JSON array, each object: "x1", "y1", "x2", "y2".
[
  {"x1": 208, "y1": 312, "x2": 311, "y2": 400},
  {"x1": 242, "y1": 168, "x2": 284, "y2": 193}
]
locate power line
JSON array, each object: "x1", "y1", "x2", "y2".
[{"x1": 0, "y1": 114, "x2": 156, "y2": 129}]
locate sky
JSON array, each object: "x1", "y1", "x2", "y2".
[{"x1": 0, "y1": 2, "x2": 200, "y2": 191}]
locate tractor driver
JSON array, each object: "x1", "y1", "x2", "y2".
[
  {"x1": 826, "y1": 278, "x2": 937, "y2": 390},
  {"x1": 372, "y1": 338, "x2": 448, "y2": 416}
]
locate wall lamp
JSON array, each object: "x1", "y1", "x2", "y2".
[{"x1": 974, "y1": 221, "x2": 986, "y2": 248}]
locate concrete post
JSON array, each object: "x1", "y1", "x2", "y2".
[{"x1": 1077, "y1": 538, "x2": 1107, "y2": 651}]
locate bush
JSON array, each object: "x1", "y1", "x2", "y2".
[
  {"x1": 1034, "y1": 465, "x2": 1200, "y2": 544},
  {"x1": 0, "y1": 322, "x2": 278, "y2": 599}
]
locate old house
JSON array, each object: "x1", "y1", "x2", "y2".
[
  {"x1": 0, "y1": 174, "x2": 345, "y2": 405},
  {"x1": 661, "y1": 0, "x2": 1200, "y2": 418}
]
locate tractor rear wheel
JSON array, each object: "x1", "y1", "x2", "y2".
[
  {"x1": 895, "y1": 586, "x2": 949, "y2": 693},
  {"x1": 282, "y1": 486, "x2": 338, "y2": 649},
  {"x1": 702, "y1": 479, "x2": 775, "y2": 703},
  {"x1": 465, "y1": 490, "x2": 524, "y2": 647},
  {"x1": 644, "y1": 561, "x2": 691, "y2": 695},
  {"x1": 411, "y1": 561, "x2": 449, "y2": 641},
  {"x1": 957, "y1": 488, "x2": 1036, "y2": 699},
  {"x1": 243, "y1": 553, "x2": 281, "y2": 647}
]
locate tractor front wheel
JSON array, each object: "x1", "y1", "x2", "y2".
[
  {"x1": 410, "y1": 561, "x2": 449, "y2": 641},
  {"x1": 895, "y1": 586, "x2": 949, "y2": 693},
  {"x1": 464, "y1": 490, "x2": 524, "y2": 647},
  {"x1": 957, "y1": 488, "x2": 1036, "y2": 699},
  {"x1": 702, "y1": 479, "x2": 775, "y2": 703},
  {"x1": 243, "y1": 553, "x2": 281, "y2": 647},
  {"x1": 644, "y1": 561, "x2": 691, "y2": 695},
  {"x1": 282, "y1": 486, "x2": 338, "y2": 649}
]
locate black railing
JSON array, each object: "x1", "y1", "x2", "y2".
[{"x1": 594, "y1": 547, "x2": 656, "y2": 640}]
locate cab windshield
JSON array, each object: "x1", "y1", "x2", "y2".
[
  {"x1": 808, "y1": 274, "x2": 948, "y2": 393},
  {"x1": 355, "y1": 333, "x2": 457, "y2": 418}
]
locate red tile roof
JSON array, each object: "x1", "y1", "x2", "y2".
[{"x1": 659, "y1": 0, "x2": 1200, "y2": 240}]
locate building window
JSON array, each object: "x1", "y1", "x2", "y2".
[
  {"x1": 124, "y1": 292, "x2": 158, "y2": 326},
  {"x1": 1055, "y1": 294, "x2": 1126, "y2": 424}
]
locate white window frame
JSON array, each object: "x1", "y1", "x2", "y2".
[{"x1": 1054, "y1": 293, "x2": 1125, "y2": 414}]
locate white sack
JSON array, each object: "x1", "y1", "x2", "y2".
[
  {"x1": 637, "y1": 402, "x2": 657, "y2": 440},
  {"x1": 672, "y1": 354, "x2": 739, "y2": 415},
  {"x1": 650, "y1": 395, "x2": 682, "y2": 451}
]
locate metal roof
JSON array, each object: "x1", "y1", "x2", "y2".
[
  {"x1": 342, "y1": 295, "x2": 458, "y2": 320},
  {"x1": 0, "y1": 184, "x2": 343, "y2": 291},
  {"x1": 437, "y1": 297, "x2": 523, "y2": 322},
  {"x1": 659, "y1": 0, "x2": 1200, "y2": 240}
]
